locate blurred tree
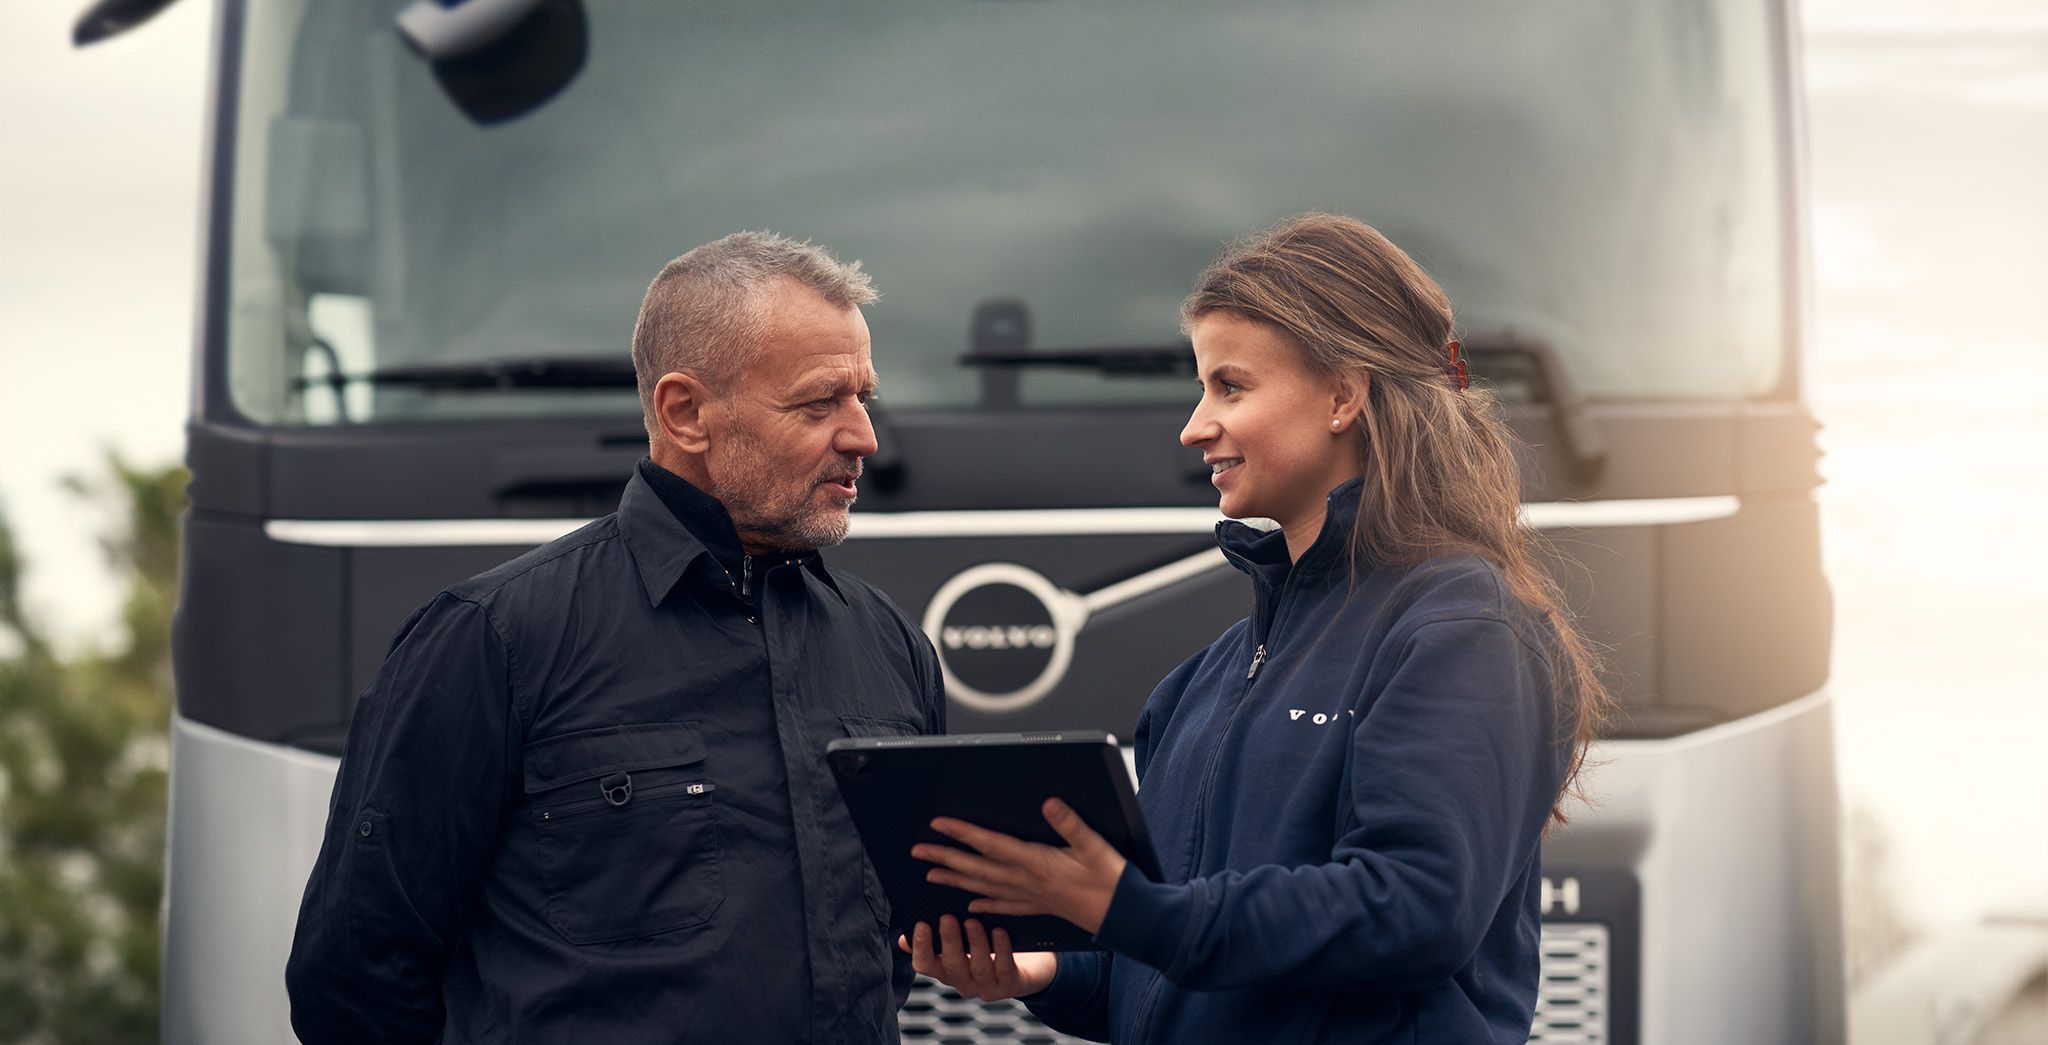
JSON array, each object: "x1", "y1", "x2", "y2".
[{"x1": 0, "y1": 454, "x2": 186, "y2": 1044}]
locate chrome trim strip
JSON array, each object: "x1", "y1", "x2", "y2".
[{"x1": 264, "y1": 495, "x2": 1743, "y2": 547}]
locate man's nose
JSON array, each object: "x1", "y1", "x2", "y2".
[{"x1": 841, "y1": 403, "x2": 880, "y2": 459}]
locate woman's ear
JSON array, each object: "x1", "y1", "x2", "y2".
[
  {"x1": 1329, "y1": 371, "x2": 1368, "y2": 433},
  {"x1": 653, "y1": 371, "x2": 715, "y2": 455}
]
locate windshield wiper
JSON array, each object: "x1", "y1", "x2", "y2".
[
  {"x1": 958, "y1": 299, "x2": 1191, "y2": 408},
  {"x1": 294, "y1": 356, "x2": 639, "y2": 392},
  {"x1": 961, "y1": 345, "x2": 1193, "y2": 374},
  {"x1": 1461, "y1": 332, "x2": 1607, "y2": 483}
]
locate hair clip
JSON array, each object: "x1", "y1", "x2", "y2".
[{"x1": 1446, "y1": 340, "x2": 1470, "y2": 393}]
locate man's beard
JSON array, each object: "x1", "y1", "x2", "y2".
[{"x1": 711, "y1": 421, "x2": 858, "y2": 552}]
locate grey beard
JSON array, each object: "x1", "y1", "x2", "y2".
[
  {"x1": 732, "y1": 496, "x2": 851, "y2": 551},
  {"x1": 712, "y1": 423, "x2": 857, "y2": 552}
]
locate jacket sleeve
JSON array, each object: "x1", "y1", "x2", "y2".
[
  {"x1": 1017, "y1": 641, "x2": 1210, "y2": 1039},
  {"x1": 1021, "y1": 951, "x2": 1113, "y2": 1042},
  {"x1": 285, "y1": 593, "x2": 518, "y2": 1044},
  {"x1": 1092, "y1": 615, "x2": 1561, "y2": 993}
]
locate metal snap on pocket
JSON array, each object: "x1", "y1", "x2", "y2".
[{"x1": 600, "y1": 772, "x2": 632, "y2": 807}]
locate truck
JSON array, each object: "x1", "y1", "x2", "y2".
[{"x1": 78, "y1": 0, "x2": 1842, "y2": 1039}]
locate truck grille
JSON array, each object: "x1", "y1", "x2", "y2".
[
  {"x1": 1530, "y1": 922, "x2": 1611, "y2": 1042},
  {"x1": 900, "y1": 978, "x2": 1091, "y2": 1044},
  {"x1": 902, "y1": 921, "x2": 1612, "y2": 1043}
]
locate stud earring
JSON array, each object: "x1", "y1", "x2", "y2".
[{"x1": 1331, "y1": 419, "x2": 1343, "y2": 429}]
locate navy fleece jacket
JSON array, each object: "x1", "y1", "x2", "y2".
[{"x1": 1025, "y1": 479, "x2": 1569, "y2": 1044}]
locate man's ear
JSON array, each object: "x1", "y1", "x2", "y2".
[{"x1": 653, "y1": 371, "x2": 716, "y2": 455}]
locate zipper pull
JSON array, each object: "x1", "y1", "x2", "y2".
[{"x1": 1246, "y1": 644, "x2": 1266, "y2": 680}]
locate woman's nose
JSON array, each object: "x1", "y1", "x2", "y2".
[{"x1": 1181, "y1": 404, "x2": 1216, "y2": 448}]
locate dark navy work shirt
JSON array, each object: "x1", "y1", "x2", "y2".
[{"x1": 287, "y1": 461, "x2": 945, "y2": 1044}]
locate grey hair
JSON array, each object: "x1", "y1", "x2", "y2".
[{"x1": 631, "y1": 231, "x2": 877, "y2": 436}]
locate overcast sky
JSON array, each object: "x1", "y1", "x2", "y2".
[{"x1": 2, "y1": 0, "x2": 2044, "y2": 937}]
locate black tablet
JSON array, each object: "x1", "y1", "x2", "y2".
[{"x1": 825, "y1": 731, "x2": 1161, "y2": 952}]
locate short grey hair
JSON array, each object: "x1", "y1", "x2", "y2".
[{"x1": 631, "y1": 231, "x2": 877, "y2": 435}]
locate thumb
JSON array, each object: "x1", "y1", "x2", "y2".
[{"x1": 1042, "y1": 798, "x2": 1109, "y2": 855}]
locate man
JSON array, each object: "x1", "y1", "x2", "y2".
[{"x1": 286, "y1": 232, "x2": 945, "y2": 1043}]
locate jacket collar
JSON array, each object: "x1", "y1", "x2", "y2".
[
  {"x1": 1216, "y1": 476, "x2": 1365, "y2": 586},
  {"x1": 619, "y1": 459, "x2": 844, "y2": 608}
]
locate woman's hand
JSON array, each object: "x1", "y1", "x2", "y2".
[
  {"x1": 910, "y1": 798, "x2": 1128, "y2": 934},
  {"x1": 897, "y1": 915, "x2": 1058, "y2": 1002}
]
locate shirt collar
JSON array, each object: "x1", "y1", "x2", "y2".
[{"x1": 620, "y1": 459, "x2": 846, "y2": 607}]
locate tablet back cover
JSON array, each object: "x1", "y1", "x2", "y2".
[{"x1": 827, "y1": 733, "x2": 1159, "y2": 953}]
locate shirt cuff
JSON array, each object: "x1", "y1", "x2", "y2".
[{"x1": 1093, "y1": 861, "x2": 1196, "y2": 976}]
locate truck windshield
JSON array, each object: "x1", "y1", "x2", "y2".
[{"x1": 222, "y1": 0, "x2": 1787, "y2": 425}]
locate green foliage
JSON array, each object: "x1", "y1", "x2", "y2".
[{"x1": 0, "y1": 453, "x2": 186, "y2": 1044}]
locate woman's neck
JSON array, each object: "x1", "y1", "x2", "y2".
[{"x1": 1280, "y1": 505, "x2": 1329, "y2": 564}]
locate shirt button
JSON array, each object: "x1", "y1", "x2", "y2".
[{"x1": 358, "y1": 820, "x2": 374, "y2": 838}]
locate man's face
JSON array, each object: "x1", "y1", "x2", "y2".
[{"x1": 705, "y1": 281, "x2": 879, "y2": 553}]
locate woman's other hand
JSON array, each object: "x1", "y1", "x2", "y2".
[
  {"x1": 898, "y1": 915, "x2": 1058, "y2": 1002},
  {"x1": 911, "y1": 798, "x2": 1128, "y2": 934}
]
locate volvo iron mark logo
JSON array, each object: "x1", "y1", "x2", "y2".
[
  {"x1": 922, "y1": 563, "x2": 1083, "y2": 713},
  {"x1": 919, "y1": 547, "x2": 1232, "y2": 714}
]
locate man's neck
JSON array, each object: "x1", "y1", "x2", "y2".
[{"x1": 635, "y1": 458, "x2": 749, "y2": 570}]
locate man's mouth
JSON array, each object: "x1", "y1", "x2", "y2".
[
  {"x1": 1207, "y1": 458, "x2": 1242, "y2": 476},
  {"x1": 819, "y1": 470, "x2": 861, "y2": 498}
]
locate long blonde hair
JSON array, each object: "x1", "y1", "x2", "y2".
[{"x1": 1182, "y1": 213, "x2": 1609, "y2": 824}]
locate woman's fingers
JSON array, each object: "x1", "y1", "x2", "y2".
[
  {"x1": 929, "y1": 817, "x2": 1037, "y2": 862},
  {"x1": 914, "y1": 842, "x2": 1025, "y2": 890},
  {"x1": 991, "y1": 928, "x2": 1020, "y2": 984},
  {"x1": 926, "y1": 865, "x2": 1024, "y2": 902},
  {"x1": 965, "y1": 897, "x2": 1046, "y2": 917},
  {"x1": 962, "y1": 919, "x2": 995, "y2": 985},
  {"x1": 935, "y1": 915, "x2": 974, "y2": 985},
  {"x1": 908, "y1": 917, "x2": 1043, "y2": 1001},
  {"x1": 908, "y1": 922, "x2": 939, "y2": 978}
]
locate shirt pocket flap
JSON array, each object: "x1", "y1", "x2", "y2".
[{"x1": 523, "y1": 722, "x2": 707, "y2": 794}]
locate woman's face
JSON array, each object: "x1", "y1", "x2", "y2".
[{"x1": 1181, "y1": 311, "x2": 1364, "y2": 531}]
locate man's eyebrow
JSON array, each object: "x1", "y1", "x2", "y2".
[{"x1": 789, "y1": 374, "x2": 879, "y2": 400}]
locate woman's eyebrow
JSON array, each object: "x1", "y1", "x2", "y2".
[{"x1": 1206, "y1": 363, "x2": 1252, "y2": 383}]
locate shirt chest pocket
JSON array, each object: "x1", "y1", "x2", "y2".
[{"x1": 523, "y1": 721, "x2": 721, "y2": 945}]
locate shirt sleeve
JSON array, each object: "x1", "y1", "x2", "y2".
[
  {"x1": 1092, "y1": 615, "x2": 1561, "y2": 993},
  {"x1": 889, "y1": 626, "x2": 948, "y2": 1010},
  {"x1": 285, "y1": 592, "x2": 519, "y2": 1044}
]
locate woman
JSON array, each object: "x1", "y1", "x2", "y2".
[{"x1": 900, "y1": 213, "x2": 1610, "y2": 1043}]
